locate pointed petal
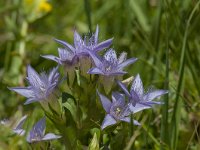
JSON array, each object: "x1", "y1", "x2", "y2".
[
  {"x1": 131, "y1": 74, "x2": 144, "y2": 97},
  {"x1": 97, "y1": 91, "x2": 112, "y2": 113},
  {"x1": 118, "y1": 52, "x2": 127, "y2": 64},
  {"x1": 129, "y1": 103, "x2": 151, "y2": 113},
  {"x1": 94, "y1": 38, "x2": 113, "y2": 52},
  {"x1": 9, "y1": 87, "x2": 33, "y2": 98},
  {"x1": 32, "y1": 117, "x2": 46, "y2": 136},
  {"x1": 104, "y1": 49, "x2": 117, "y2": 62},
  {"x1": 112, "y1": 92, "x2": 125, "y2": 103},
  {"x1": 48, "y1": 66, "x2": 59, "y2": 84},
  {"x1": 13, "y1": 129, "x2": 26, "y2": 136},
  {"x1": 88, "y1": 51, "x2": 102, "y2": 67},
  {"x1": 118, "y1": 57, "x2": 137, "y2": 70},
  {"x1": 120, "y1": 117, "x2": 140, "y2": 125},
  {"x1": 54, "y1": 39, "x2": 75, "y2": 52},
  {"x1": 117, "y1": 80, "x2": 131, "y2": 97},
  {"x1": 27, "y1": 65, "x2": 43, "y2": 87},
  {"x1": 41, "y1": 55, "x2": 60, "y2": 64},
  {"x1": 74, "y1": 31, "x2": 84, "y2": 50},
  {"x1": 130, "y1": 90, "x2": 140, "y2": 106},
  {"x1": 109, "y1": 71, "x2": 127, "y2": 76},
  {"x1": 27, "y1": 117, "x2": 46, "y2": 143},
  {"x1": 42, "y1": 133, "x2": 61, "y2": 141},
  {"x1": 24, "y1": 98, "x2": 40, "y2": 105},
  {"x1": 87, "y1": 67, "x2": 104, "y2": 75},
  {"x1": 14, "y1": 115, "x2": 27, "y2": 130},
  {"x1": 143, "y1": 90, "x2": 168, "y2": 101},
  {"x1": 101, "y1": 114, "x2": 117, "y2": 130},
  {"x1": 58, "y1": 48, "x2": 74, "y2": 61},
  {"x1": 94, "y1": 25, "x2": 99, "y2": 44},
  {"x1": 141, "y1": 101, "x2": 164, "y2": 106}
]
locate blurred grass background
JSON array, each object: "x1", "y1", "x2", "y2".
[{"x1": 0, "y1": 0, "x2": 200, "y2": 149}]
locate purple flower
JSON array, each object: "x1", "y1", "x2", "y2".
[
  {"x1": 97, "y1": 91, "x2": 140, "y2": 130},
  {"x1": 13, "y1": 115, "x2": 27, "y2": 136},
  {"x1": 42, "y1": 25, "x2": 112, "y2": 65},
  {"x1": 26, "y1": 117, "x2": 61, "y2": 143},
  {"x1": 117, "y1": 74, "x2": 168, "y2": 112},
  {"x1": 88, "y1": 49, "x2": 137, "y2": 76},
  {"x1": 82, "y1": 25, "x2": 113, "y2": 52},
  {"x1": 9, "y1": 65, "x2": 60, "y2": 105}
]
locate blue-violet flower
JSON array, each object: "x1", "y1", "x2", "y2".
[
  {"x1": 26, "y1": 117, "x2": 61, "y2": 143},
  {"x1": 9, "y1": 65, "x2": 60, "y2": 105},
  {"x1": 42, "y1": 25, "x2": 112, "y2": 65},
  {"x1": 88, "y1": 49, "x2": 137, "y2": 76},
  {"x1": 13, "y1": 115, "x2": 27, "y2": 136},
  {"x1": 97, "y1": 91, "x2": 140, "y2": 130},
  {"x1": 117, "y1": 74, "x2": 168, "y2": 112}
]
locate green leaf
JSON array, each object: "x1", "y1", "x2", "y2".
[
  {"x1": 88, "y1": 133, "x2": 99, "y2": 150},
  {"x1": 62, "y1": 92, "x2": 75, "y2": 103},
  {"x1": 62, "y1": 98, "x2": 78, "y2": 123}
]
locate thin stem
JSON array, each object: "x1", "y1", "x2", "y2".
[
  {"x1": 160, "y1": 0, "x2": 169, "y2": 148},
  {"x1": 84, "y1": 0, "x2": 92, "y2": 32},
  {"x1": 150, "y1": 0, "x2": 163, "y2": 81},
  {"x1": 170, "y1": 1, "x2": 200, "y2": 149}
]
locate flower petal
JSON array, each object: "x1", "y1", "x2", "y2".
[
  {"x1": 13, "y1": 129, "x2": 26, "y2": 136},
  {"x1": 9, "y1": 87, "x2": 33, "y2": 98},
  {"x1": 74, "y1": 31, "x2": 84, "y2": 50},
  {"x1": 27, "y1": 65, "x2": 43, "y2": 87},
  {"x1": 87, "y1": 67, "x2": 104, "y2": 75},
  {"x1": 42, "y1": 133, "x2": 61, "y2": 141},
  {"x1": 109, "y1": 71, "x2": 127, "y2": 76},
  {"x1": 41, "y1": 55, "x2": 60, "y2": 64},
  {"x1": 104, "y1": 49, "x2": 117, "y2": 63},
  {"x1": 120, "y1": 117, "x2": 140, "y2": 126},
  {"x1": 130, "y1": 74, "x2": 144, "y2": 97},
  {"x1": 129, "y1": 103, "x2": 151, "y2": 113},
  {"x1": 94, "y1": 38, "x2": 113, "y2": 52},
  {"x1": 130, "y1": 90, "x2": 140, "y2": 106},
  {"x1": 118, "y1": 52, "x2": 127, "y2": 64},
  {"x1": 117, "y1": 80, "x2": 131, "y2": 97},
  {"x1": 48, "y1": 66, "x2": 59, "y2": 84},
  {"x1": 112, "y1": 92, "x2": 124, "y2": 103},
  {"x1": 24, "y1": 98, "x2": 40, "y2": 105},
  {"x1": 54, "y1": 39, "x2": 75, "y2": 52},
  {"x1": 97, "y1": 91, "x2": 112, "y2": 113},
  {"x1": 14, "y1": 115, "x2": 27, "y2": 130},
  {"x1": 94, "y1": 25, "x2": 99, "y2": 44},
  {"x1": 143, "y1": 90, "x2": 168, "y2": 101},
  {"x1": 88, "y1": 51, "x2": 102, "y2": 67},
  {"x1": 101, "y1": 114, "x2": 117, "y2": 130},
  {"x1": 58, "y1": 48, "x2": 74, "y2": 62},
  {"x1": 27, "y1": 117, "x2": 46, "y2": 143},
  {"x1": 118, "y1": 57, "x2": 137, "y2": 70}
]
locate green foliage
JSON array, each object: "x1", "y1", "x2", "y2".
[{"x1": 0, "y1": 0, "x2": 200, "y2": 149}]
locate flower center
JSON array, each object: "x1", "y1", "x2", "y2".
[
  {"x1": 115, "y1": 107, "x2": 122, "y2": 116},
  {"x1": 105, "y1": 65, "x2": 112, "y2": 71}
]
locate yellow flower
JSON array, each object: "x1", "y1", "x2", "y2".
[{"x1": 38, "y1": 1, "x2": 52, "y2": 12}]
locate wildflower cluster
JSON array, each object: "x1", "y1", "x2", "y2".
[{"x1": 8, "y1": 26, "x2": 167, "y2": 148}]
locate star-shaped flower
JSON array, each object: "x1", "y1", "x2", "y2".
[
  {"x1": 13, "y1": 115, "x2": 27, "y2": 136},
  {"x1": 117, "y1": 74, "x2": 168, "y2": 112},
  {"x1": 97, "y1": 91, "x2": 140, "y2": 130},
  {"x1": 9, "y1": 65, "x2": 60, "y2": 105},
  {"x1": 42, "y1": 25, "x2": 112, "y2": 65},
  {"x1": 88, "y1": 49, "x2": 137, "y2": 76},
  {"x1": 82, "y1": 25, "x2": 113, "y2": 52},
  {"x1": 26, "y1": 117, "x2": 61, "y2": 143}
]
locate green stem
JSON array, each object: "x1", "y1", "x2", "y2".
[
  {"x1": 150, "y1": 0, "x2": 163, "y2": 81},
  {"x1": 170, "y1": 1, "x2": 200, "y2": 149},
  {"x1": 84, "y1": 0, "x2": 92, "y2": 32},
  {"x1": 160, "y1": 1, "x2": 169, "y2": 148}
]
